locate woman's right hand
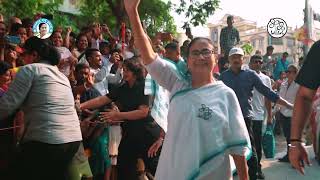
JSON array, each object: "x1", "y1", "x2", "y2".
[{"x1": 289, "y1": 143, "x2": 311, "y2": 175}]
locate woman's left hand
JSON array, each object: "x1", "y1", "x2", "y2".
[
  {"x1": 99, "y1": 110, "x2": 122, "y2": 122},
  {"x1": 148, "y1": 138, "x2": 163, "y2": 158}
]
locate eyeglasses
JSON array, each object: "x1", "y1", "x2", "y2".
[
  {"x1": 254, "y1": 60, "x2": 263, "y2": 64},
  {"x1": 286, "y1": 70, "x2": 296, "y2": 74},
  {"x1": 190, "y1": 49, "x2": 214, "y2": 58}
]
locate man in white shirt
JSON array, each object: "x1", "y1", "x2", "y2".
[
  {"x1": 278, "y1": 64, "x2": 300, "y2": 162},
  {"x1": 249, "y1": 55, "x2": 273, "y2": 179},
  {"x1": 85, "y1": 48, "x2": 122, "y2": 95}
]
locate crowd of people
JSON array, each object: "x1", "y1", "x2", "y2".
[{"x1": 0, "y1": 0, "x2": 320, "y2": 180}]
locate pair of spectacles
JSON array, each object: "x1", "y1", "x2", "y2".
[
  {"x1": 190, "y1": 49, "x2": 214, "y2": 58},
  {"x1": 254, "y1": 60, "x2": 263, "y2": 64},
  {"x1": 286, "y1": 70, "x2": 296, "y2": 74}
]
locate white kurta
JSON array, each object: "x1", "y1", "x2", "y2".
[{"x1": 146, "y1": 56, "x2": 251, "y2": 180}]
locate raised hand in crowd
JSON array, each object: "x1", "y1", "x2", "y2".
[
  {"x1": 64, "y1": 26, "x2": 72, "y2": 48},
  {"x1": 101, "y1": 23, "x2": 115, "y2": 40},
  {"x1": 124, "y1": 0, "x2": 156, "y2": 65}
]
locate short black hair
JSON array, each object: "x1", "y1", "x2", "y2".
[
  {"x1": 227, "y1": 15, "x2": 234, "y2": 21},
  {"x1": 75, "y1": 63, "x2": 90, "y2": 74},
  {"x1": 10, "y1": 23, "x2": 24, "y2": 35},
  {"x1": 250, "y1": 54, "x2": 263, "y2": 63},
  {"x1": 39, "y1": 22, "x2": 46, "y2": 30},
  {"x1": 24, "y1": 36, "x2": 60, "y2": 65},
  {"x1": 99, "y1": 41, "x2": 110, "y2": 50},
  {"x1": 22, "y1": 18, "x2": 33, "y2": 28},
  {"x1": 283, "y1": 52, "x2": 289, "y2": 56},
  {"x1": 85, "y1": 48, "x2": 99, "y2": 59},
  {"x1": 165, "y1": 42, "x2": 179, "y2": 51},
  {"x1": 267, "y1": 45, "x2": 274, "y2": 50},
  {"x1": 0, "y1": 61, "x2": 11, "y2": 75},
  {"x1": 75, "y1": 33, "x2": 90, "y2": 46}
]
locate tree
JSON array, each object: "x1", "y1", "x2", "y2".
[
  {"x1": 0, "y1": 0, "x2": 79, "y2": 33},
  {"x1": 174, "y1": 0, "x2": 220, "y2": 28},
  {"x1": 0, "y1": 0, "x2": 63, "y2": 20},
  {"x1": 79, "y1": 0, "x2": 176, "y2": 37}
]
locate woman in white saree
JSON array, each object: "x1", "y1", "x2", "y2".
[{"x1": 124, "y1": 1, "x2": 250, "y2": 179}]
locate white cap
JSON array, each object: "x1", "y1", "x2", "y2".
[{"x1": 229, "y1": 47, "x2": 244, "y2": 57}]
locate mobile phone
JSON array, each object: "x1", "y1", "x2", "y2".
[{"x1": 4, "y1": 35, "x2": 21, "y2": 45}]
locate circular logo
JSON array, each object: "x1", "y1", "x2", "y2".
[
  {"x1": 267, "y1": 18, "x2": 288, "y2": 38},
  {"x1": 32, "y1": 18, "x2": 53, "y2": 39}
]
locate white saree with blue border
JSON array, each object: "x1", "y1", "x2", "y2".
[{"x1": 145, "y1": 56, "x2": 251, "y2": 180}]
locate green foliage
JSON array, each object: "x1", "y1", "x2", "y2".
[
  {"x1": 0, "y1": 0, "x2": 63, "y2": 20},
  {"x1": 0, "y1": 0, "x2": 78, "y2": 33},
  {"x1": 0, "y1": 0, "x2": 220, "y2": 37},
  {"x1": 78, "y1": 0, "x2": 177, "y2": 37},
  {"x1": 139, "y1": 0, "x2": 177, "y2": 36},
  {"x1": 175, "y1": 0, "x2": 220, "y2": 28},
  {"x1": 78, "y1": 0, "x2": 116, "y2": 28},
  {"x1": 241, "y1": 43, "x2": 254, "y2": 55},
  {"x1": 52, "y1": 14, "x2": 80, "y2": 34}
]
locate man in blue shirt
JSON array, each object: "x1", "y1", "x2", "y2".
[{"x1": 220, "y1": 47, "x2": 293, "y2": 180}]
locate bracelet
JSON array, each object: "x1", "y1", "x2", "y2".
[
  {"x1": 83, "y1": 82, "x2": 89, "y2": 90},
  {"x1": 290, "y1": 139, "x2": 302, "y2": 143},
  {"x1": 288, "y1": 143, "x2": 301, "y2": 148}
]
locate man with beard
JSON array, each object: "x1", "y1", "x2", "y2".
[{"x1": 220, "y1": 47, "x2": 294, "y2": 180}]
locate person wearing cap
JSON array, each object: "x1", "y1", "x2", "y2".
[
  {"x1": 249, "y1": 55, "x2": 273, "y2": 179},
  {"x1": 220, "y1": 47, "x2": 294, "y2": 180},
  {"x1": 262, "y1": 45, "x2": 276, "y2": 77},
  {"x1": 0, "y1": 37, "x2": 82, "y2": 180}
]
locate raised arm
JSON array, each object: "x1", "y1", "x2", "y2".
[
  {"x1": 64, "y1": 27, "x2": 72, "y2": 49},
  {"x1": 124, "y1": 0, "x2": 156, "y2": 65}
]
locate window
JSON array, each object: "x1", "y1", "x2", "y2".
[
  {"x1": 286, "y1": 38, "x2": 295, "y2": 47},
  {"x1": 211, "y1": 29, "x2": 218, "y2": 43},
  {"x1": 251, "y1": 39, "x2": 256, "y2": 48},
  {"x1": 271, "y1": 37, "x2": 283, "y2": 45},
  {"x1": 258, "y1": 38, "x2": 264, "y2": 48}
]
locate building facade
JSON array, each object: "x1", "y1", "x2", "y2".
[{"x1": 208, "y1": 14, "x2": 302, "y2": 64}]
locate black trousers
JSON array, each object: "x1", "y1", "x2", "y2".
[
  {"x1": 279, "y1": 113, "x2": 291, "y2": 155},
  {"x1": 244, "y1": 118, "x2": 258, "y2": 180},
  {"x1": 117, "y1": 123, "x2": 160, "y2": 180},
  {"x1": 252, "y1": 120, "x2": 263, "y2": 172},
  {"x1": 14, "y1": 141, "x2": 80, "y2": 180}
]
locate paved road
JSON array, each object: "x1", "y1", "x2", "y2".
[
  {"x1": 234, "y1": 135, "x2": 320, "y2": 180},
  {"x1": 260, "y1": 145, "x2": 320, "y2": 180}
]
